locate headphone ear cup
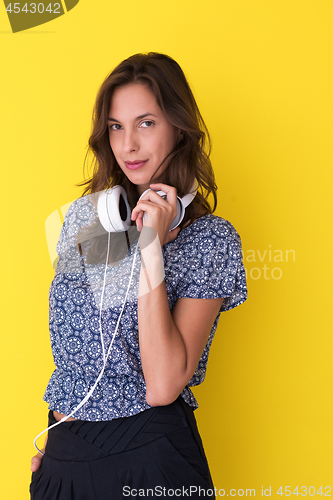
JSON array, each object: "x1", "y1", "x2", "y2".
[
  {"x1": 97, "y1": 186, "x2": 131, "y2": 232},
  {"x1": 170, "y1": 180, "x2": 198, "y2": 230},
  {"x1": 169, "y1": 197, "x2": 185, "y2": 231}
]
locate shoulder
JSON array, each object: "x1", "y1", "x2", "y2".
[
  {"x1": 164, "y1": 214, "x2": 247, "y2": 305},
  {"x1": 64, "y1": 195, "x2": 97, "y2": 221},
  {"x1": 56, "y1": 195, "x2": 99, "y2": 255},
  {"x1": 178, "y1": 214, "x2": 243, "y2": 249},
  {"x1": 61, "y1": 195, "x2": 99, "y2": 233},
  {"x1": 163, "y1": 214, "x2": 245, "y2": 268}
]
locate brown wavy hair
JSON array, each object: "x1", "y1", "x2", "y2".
[{"x1": 78, "y1": 52, "x2": 218, "y2": 230}]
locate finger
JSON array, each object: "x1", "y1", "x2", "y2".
[
  {"x1": 149, "y1": 183, "x2": 176, "y2": 192},
  {"x1": 140, "y1": 189, "x2": 169, "y2": 206},
  {"x1": 131, "y1": 200, "x2": 164, "y2": 221},
  {"x1": 30, "y1": 455, "x2": 42, "y2": 472},
  {"x1": 131, "y1": 206, "x2": 141, "y2": 221},
  {"x1": 149, "y1": 184, "x2": 178, "y2": 205},
  {"x1": 132, "y1": 208, "x2": 144, "y2": 222},
  {"x1": 136, "y1": 210, "x2": 144, "y2": 231}
]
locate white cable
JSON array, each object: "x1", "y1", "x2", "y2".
[
  {"x1": 33, "y1": 232, "x2": 140, "y2": 455},
  {"x1": 99, "y1": 231, "x2": 111, "y2": 364}
]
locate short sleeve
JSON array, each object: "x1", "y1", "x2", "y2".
[
  {"x1": 54, "y1": 197, "x2": 98, "y2": 274},
  {"x1": 53, "y1": 200, "x2": 77, "y2": 265},
  {"x1": 175, "y1": 216, "x2": 248, "y2": 312}
]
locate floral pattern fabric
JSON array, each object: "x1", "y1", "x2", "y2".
[{"x1": 43, "y1": 195, "x2": 248, "y2": 421}]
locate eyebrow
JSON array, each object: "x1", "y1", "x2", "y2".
[{"x1": 108, "y1": 113, "x2": 157, "y2": 122}]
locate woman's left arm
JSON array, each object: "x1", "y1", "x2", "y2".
[
  {"x1": 138, "y1": 286, "x2": 224, "y2": 406},
  {"x1": 132, "y1": 183, "x2": 224, "y2": 406}
]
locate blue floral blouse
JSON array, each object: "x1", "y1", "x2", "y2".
[{"x1": 43, "y1": 194, "x2": 248, "y2": 421}]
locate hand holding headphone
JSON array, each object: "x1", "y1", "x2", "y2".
[{"x1": 97, "y1": 180, "x2": 198, "y2": 234}]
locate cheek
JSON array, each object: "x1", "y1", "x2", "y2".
[
  {"x1": 109, "y1": 135, "x2": 119, "y2": 157},
  {"x1": 165, "y1": 126, "x2": 179, "y2": 149},
  {"x1": 154, "y1": 131, "x2": 177, "y2": 155}
]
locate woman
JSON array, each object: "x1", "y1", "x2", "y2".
[{"x1": 30, "y1": 52, "x2": 247, "y2": 499}]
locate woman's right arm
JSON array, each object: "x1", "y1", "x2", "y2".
[{"x1": 30, "y1": 434, "x2": 47, "y2": 472}]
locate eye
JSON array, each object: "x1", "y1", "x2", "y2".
[
  {"x1": 109, "y1": 123, "x2": 122, "y2": 131},
  {"x1": 140, "y1": 120, "x2": 154, "y2": 128}
]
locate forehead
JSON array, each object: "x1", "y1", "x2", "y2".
[{"x1": 109, "y1": 83, "x2": 160, "y2": 116}]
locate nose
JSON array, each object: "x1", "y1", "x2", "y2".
[{"x1": 123, "y1": 128, "x2": 139, "y2": 153}]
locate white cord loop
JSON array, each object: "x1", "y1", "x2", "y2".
[{"x1": 33, "y1": 232, "x2": 140, "y2": 455}]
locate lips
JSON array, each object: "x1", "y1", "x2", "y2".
[{"x1": 124, "y1": 160, "x2": 148, "y2": 170}]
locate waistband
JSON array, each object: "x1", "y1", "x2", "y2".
[{"x1": 45, "y1": 396, "x2": 198, "y2": 462}]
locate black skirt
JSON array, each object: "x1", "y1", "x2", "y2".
[{"x1": 30, "y1": 396, "x2": 215, "y2": 499}]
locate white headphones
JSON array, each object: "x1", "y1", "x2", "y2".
[{"x1": 97, "y1": 180, "x2": 198, "y2": 233}]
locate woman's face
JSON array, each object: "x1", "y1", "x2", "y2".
[{"x1": 108, "y1": 83, "x2": 180, "y2": 195}]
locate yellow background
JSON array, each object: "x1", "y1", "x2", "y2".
[{"x1": 1, "y1": 0, "x2": 332, "y2": 498}]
